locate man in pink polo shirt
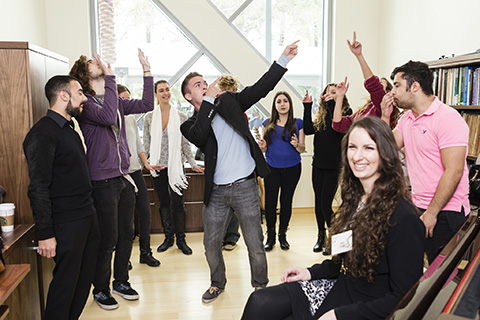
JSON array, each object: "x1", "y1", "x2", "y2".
[{"x1": 382, "y1": 60, "x2": 469, "y2": 264}]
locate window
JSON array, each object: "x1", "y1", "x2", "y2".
[{"x1": 92, "y1": 0, "x2": 330, "y2": 133}]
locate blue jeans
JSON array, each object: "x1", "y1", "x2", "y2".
[
  {"x1": 203, "y1": 177, "x2": 268, "y2": 289},
  {"x1": 91, "y1": 176, "x2": 135, "y2": 293}
]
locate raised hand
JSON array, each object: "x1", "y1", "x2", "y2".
[
  {"x1": 206, "y1": 76, "x2": 222, "y2": 99},
  {"x1": 347, "y1": 31, "x2": 362, "y2": 57},
  {"x1": 336, "y1": 77, "x2": 349, "y2": 97},
  {"x1": 138, "y1": 48, "x2": 151, "y2": 75},
  {"x1": 282, "y1": 40, "x2": 300, "y2": 59},
  {"x1": 303, "y1": 90, "x2": 312, "y2": 103},
  {"x1": 93, "y1": 53, "x2": 113, "y2": 76}
]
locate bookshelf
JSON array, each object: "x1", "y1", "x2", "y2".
[{"x1": 426, "y1": 52, "x2": 480, "y2": 161}]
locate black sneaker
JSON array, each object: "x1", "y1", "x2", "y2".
[
  {"x1": 112, "y1": 282, "x2": 139, "y2": 301},
  {"x1": 94, "y1": 290, "x2": 119, "y2": 310},
  {"x1": 202, "y1": 286, "x2": 223, "y2": 303}
]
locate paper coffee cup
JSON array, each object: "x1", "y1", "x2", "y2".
[{"x1": 0, "y1": 203, "x2": 15, "y2": 232}]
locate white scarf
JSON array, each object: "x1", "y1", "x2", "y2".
[{"x1": 149, "y1": 105, "x2": 188, "y2": 195}]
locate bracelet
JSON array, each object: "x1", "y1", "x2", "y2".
[{"x1": 143, "y1": 70, "x2": 150, "y2": 73}]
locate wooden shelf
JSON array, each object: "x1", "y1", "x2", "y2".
[
  {"x1": 0, "y1": 264, "x2": 31, "y2": 319},
  {"x1": 0, "y1": 264, "x2": 30, "y2": 306},
  {"x1": 0, "y1": 305, "x2": 8, "y2": 320},
  {"x1": 426, "y1": 52, "x2": 480, "y2": 68},
  {"x1": 451, "y1": 105, "x2": 480, "y2": 110}
]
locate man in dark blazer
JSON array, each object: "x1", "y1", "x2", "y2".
[{"x1": 181, "y1": 41, "x2": 299, "y2": 303}]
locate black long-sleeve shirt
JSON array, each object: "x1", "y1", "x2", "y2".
[
  {"x1": 23, "y1": 110, "x2": 95, "y2": 240},
  {"x1": 303, "y1": 100, "x2": 352, "y2": 170}
]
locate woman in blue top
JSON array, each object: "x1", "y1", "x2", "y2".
[{"x1": 258, "y1": 91, "x2": 305, "y2": 251}]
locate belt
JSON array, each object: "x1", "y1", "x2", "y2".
[{"x1": 217, "y1": 171, "x2": 256, "y2": 186}]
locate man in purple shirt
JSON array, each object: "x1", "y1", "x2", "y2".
[{"x1": 69, "y1": 49, "x2": 154, "y2": 310}]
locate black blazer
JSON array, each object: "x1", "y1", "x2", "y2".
[
  {"x1": 307, "y1": 198, "x2": 426, "y2": 320},
  {"x1": 181, "y1": 62, "x2": 287, "y2": 205}
]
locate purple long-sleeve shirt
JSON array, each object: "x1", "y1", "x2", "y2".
[
  {"x1": 78, "y1": 75, "x2": 154, "y2": 181},
  {"x1": 332, "y1": 76, "x2": 387, "y2": 133}
]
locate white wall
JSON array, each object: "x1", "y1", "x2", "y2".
[
  {"x1": 45, "y1": 0, "x2": 92, "y2": 65},
  {"x1": 332, "y1": 0, "x2": 382, "y2": 111},
  {"x1": 378, "y1": 0, "x2": 480, "y2": 82},
  {"x1": 0, "y1": 0, "x2": 91, "y2": 66},
  {"x1": 1, "y1": 0, "x2": 48, "y2": 47}
]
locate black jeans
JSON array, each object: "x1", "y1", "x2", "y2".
[
  {"x1": 223, "y1": 212, "x2": 240, "y2": 244},
  {"x1": 312, "y1": 167, "x2": 340, "y2": 232},
  {"x1": 419, "y1": 207, "x2": 468, "y2": 264},
  {"x1": 91, "y1": 176, "x2": 135, "y2": 293},
  {"x1": 45, "y1": 214, "x2": 99, "y2": 320},
  {"x1": 264, "y1": 163, "x2": 301, "y2": 229},
  {"x1": 130, "y1": 170, "x2": 152, "y2": 243}
]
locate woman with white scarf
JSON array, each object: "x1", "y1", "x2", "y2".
[{"x1": 144, "y1": 80, "x2": 204, "y2": 255}]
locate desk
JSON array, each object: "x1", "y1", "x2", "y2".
[{"x1": 143, "y1": 168, "x2": 204, "y2": 233}]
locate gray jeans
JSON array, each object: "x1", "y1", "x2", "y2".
[{"x1": 203, "y1": 177, "x2": 268, "y2": 289}]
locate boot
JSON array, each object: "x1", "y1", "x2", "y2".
[
  {"x1": 173, "y1": 209, "x2": 192, "y2": 255},
  {"x1": 264, "y1": 227, "x2": 276, "y2": 251},
  {"x1": 278, "y1": 226, "x2": 290, "y2": 250},
  {"x1": 139, "y1": 238, "x2": 161, "y2": 267},
  {"x1": 313, "y1": 230, "x2": 326, "y2": 253},
  {"x1": 157, "y1": 207, "x2": 174, "y2": 252}
]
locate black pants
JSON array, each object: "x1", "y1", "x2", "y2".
[
  {"x1": 130, "y1": 170, "x2": 152, "y2": 243},
  {"x1": 91, "y1": 176, "x2": 135, "y2": 293},
  {"x1": 242, "y1": 284, "x2": 294, "y2": 320},
  {"x1": 44, "y1": 214, "x2": 99, "y2": 320},
  {"x1": 264, "y1": 163, "x2": 301, "y2": 229},
  {"x1": 419, "y1": 207, "x2": 468, "y2": 264},
  {"x1": 312, "y1": 167, "x2": 340, "y2": 232},
  {"x1": 152, "y1": 168, "x2": 186, "y2": 238}
]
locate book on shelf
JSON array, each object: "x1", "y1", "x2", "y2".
[
  {"x1": 431, "y1": 65, "x2": 480, "y2": 106},
  {"x1": 461, "y1": 112, "x2": 480, "y2": 158}
]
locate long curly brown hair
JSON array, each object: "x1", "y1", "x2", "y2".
[
  {"x1": 69, "y1": 55, "x2": 95, "y2": 95},
  {"x1": 263, "y1": 91, "x2": 297, "y2": 144},
  {"x1": 328, "y1": 116, "x2": 410, "y2": 283},
  {"x1": 314, "y1": 84, "x2": 350, "y2": 131}
]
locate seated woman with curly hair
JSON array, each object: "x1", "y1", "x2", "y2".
[{"x1": 241, "y1": 116, "x2": 426, "y2": 320}]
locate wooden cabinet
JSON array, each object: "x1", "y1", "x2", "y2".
[
  {"x1": 0, "y1": 41, "x2": 69, "y2": 225},
  {"x1": 143, "y1": 168, "x2": 204, "y2": 233},
  {"x1": 2, "y1": 225, "x2": 42, "y2": 320},
  {"x1": 426, "y1": 52, "x2": 480, "y2": 161},
  {"x1": 0, "y1": 42, "x2": 68, "y2": 319}
]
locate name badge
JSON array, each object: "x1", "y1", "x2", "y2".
[{"x1": 331, "y1": 230, "x2": 353, "y2": 256}]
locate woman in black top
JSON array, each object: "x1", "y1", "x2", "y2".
[
  {"x1": 303, "y1": 85, "x2": 352, "y2": 253},
  {"x1": 241, "y1": 116, "x2": 426, "y2": 320}
]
